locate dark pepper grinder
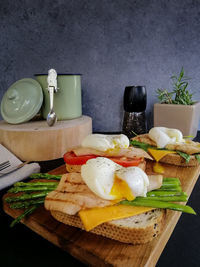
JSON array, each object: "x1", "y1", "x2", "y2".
[{"x1": 122, "y1": 86, "x2": 147, "y2": 139}]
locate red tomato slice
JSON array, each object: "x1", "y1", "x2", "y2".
[
  {"x1": 108, "y1": 157, "x2": 142, "y2": 167},
  {"x1": 64, "y1": 152, "x2": 142, "y2": 167},
  {"x1": 63, "y1": 152, "x2": 97, "y2": 165}
]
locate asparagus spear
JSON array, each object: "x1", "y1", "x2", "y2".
[
  {"x1": 163, "y1": 177, "x2": 181, "y2": 186},
  {"x1": 147, "y1": 190, "x2": 187, "y2": 197},
  {"x1": 10, "y1": 198, "x2": 45, "y2": 209},
  {"x1": 8, "y1": 186, "x2": 56, "y2": 193},
  {"x1": 30, "y1": 173, "x2": 62, "y2": 180},
  {"x1": 120, "y1": 199, "x2": 196, "y2": 214},
  {"x1": 158, "y1": 185, "x2": 182, "y2": 191},
  {"x1": 5, "y1": 191, "x2": 50, "y2": 203},
  {"x1": 14, "y1": 181, "x2": 59, "y2": 187},
  {"x1": 10, "y1": 205, "x2": 39, "y2": 228},
  {"x1": 137, "y1": 195, "x2": 188, "y2": 202}
]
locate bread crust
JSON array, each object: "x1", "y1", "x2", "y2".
[
  {"x1": 51, "y1": 209, "x2": 166, "y2": 244},
  {"x1": 66, "y1": 164, "x2": 81, "y2": 173},
  {"x1": 159, "y1": 153, "x2": 199, "y2": 166}
]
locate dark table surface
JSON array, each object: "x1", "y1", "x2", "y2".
[{"x1": 1, "y1": 133, "x2": 200, "y2": 267}]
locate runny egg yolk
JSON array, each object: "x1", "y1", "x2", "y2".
[
  {"x1": 112, "y1": 139, "x2": 129, "y2": 149},
  {"x1": 110, "y1": 175, "x2": 135, "y2": 201},
  {"x1": 106, "y1": 140, "x2": 129, "y2": 155},
  {"x1": 153, "y1": 162, "x2": 165, "y2": 174},
  {"x1": 105, "y1": 147, "x2": 121, "y2": 156}
]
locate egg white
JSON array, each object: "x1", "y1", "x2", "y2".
[
  {"x1": 81, "y1": 157, "x2": 120, "y2": 200},
  {"x1": 149, "y1": 127, "x2": 184, "y2": 148},
  {"x1": 81, "y1": 157, "x2": 149, "y2": 200}
]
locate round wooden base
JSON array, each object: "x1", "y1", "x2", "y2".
[{"x1": 0, "y1": 116, "x2": 92, "y2": 161}]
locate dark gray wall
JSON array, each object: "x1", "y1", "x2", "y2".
[{"x1": 0, "y1": 0, "x2": 200, "y2": 131}]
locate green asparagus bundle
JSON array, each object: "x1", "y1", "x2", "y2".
[
  {"x1": 120, "y1": 177, "x2": 195, "y2": 214},
  {"x1": 6, "y1": 174, "x2": 60, "y2": 227}
]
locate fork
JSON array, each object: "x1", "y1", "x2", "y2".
[
  {"x1": 0, "y1": 161, "x2": 30, "y2": 176},
  {"x1": 0, "y1": 160, "x2": 11, "y2": 171}
]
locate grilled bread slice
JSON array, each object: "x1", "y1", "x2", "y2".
[
  {"x1": 51, "y1": 208, "x2": 166, "y2": 245},
  {"x1": 155, "y1": 153, "x2": 199, "y2": 167}
]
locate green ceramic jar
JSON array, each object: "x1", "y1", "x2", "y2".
[
  {"x1": 1, "y1": 78, "x2": 43, "y2": 124},
  {"x1": 35, "y1": 74, "x2": 82, "y2": 120}
]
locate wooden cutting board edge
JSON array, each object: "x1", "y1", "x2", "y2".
[
  {"x1": 144, "y1": 164, "x2": 200, "y2": 267},
  {"x1": 3, "y1": 199, "x2": 111, "y2": 267},
  {"x1": 3, "y1": 163, "x2": 200, "y2": 267}
]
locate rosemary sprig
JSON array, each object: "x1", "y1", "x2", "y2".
[
  {"x1": 156, "y1": 89, "x2": 174, "y2": 104},
  {"x1": 156, "y1": 67, "x2": 195, "y2": 105}
]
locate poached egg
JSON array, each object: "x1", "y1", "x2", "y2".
[
  {"x1": 81, "y1": 134, "x2": 129, "y2": 152},
  {"x1": 81, "y1": 157, "x2": 149, "y2": 201},
  {"x1": 149, "y1": 127, "x2": 184, "y2": 148}
]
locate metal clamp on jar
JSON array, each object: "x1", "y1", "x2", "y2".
[{"x1": 122, "y1": 86, "x2": 147, "y2": 139}]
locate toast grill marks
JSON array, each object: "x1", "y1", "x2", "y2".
[
  {"x1": 56, "y1": 172, "x2": 87, "y2": 192},
  {"x1": 132, "y1": 134, "x2": 157, "y2": 146},
  {"x1": 45, "y1": 173, "x2": 112, "y2": 215}
]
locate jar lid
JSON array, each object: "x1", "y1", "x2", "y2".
[{"x1": 1, "y1": 78, "x2": 43, "y2": 124}]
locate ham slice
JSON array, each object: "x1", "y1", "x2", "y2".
[
  {"x1": 147, "y1": 175, "x2": 163, "y2": 192},
  {"x1": 72, "y1": 146, "x2": 153, "y2": 160},
  {"x1": 45, "y1": 173, "x2": 112, "y2": 215}
]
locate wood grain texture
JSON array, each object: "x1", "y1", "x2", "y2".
[
  {"x1": 3, "y1": 162, "x2": 200, "y2": 267},
  {"x1": 0, "y1": 116, "x2": 92, "y2": 161}
]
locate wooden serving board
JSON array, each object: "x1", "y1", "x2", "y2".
[
  {"x1": 0, "y1": 116, "x2": 92, "y2": 161},
  {"x1": 3, "y1": 162, "x2": 200, "y2": 267}
]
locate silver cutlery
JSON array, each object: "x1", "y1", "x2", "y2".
[
  {"x1": 0, "y1": 160, "x2": 11, "y2": 171},
  {"x1": 46, "y1": 69, "x2": 58, "y2": 127},
  {"x1": 0, "y1": 161, "x2": 30, "y2": 176}
]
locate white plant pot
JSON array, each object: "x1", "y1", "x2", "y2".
[{"x1": 154, "y1": 102, "x2": 200, "y2": 138}]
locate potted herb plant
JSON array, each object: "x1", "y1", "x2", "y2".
[{"x1": 154, "y1": 67, "x2": 200, "y2": 137}]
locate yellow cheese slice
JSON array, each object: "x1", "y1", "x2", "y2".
[
  {"x1": 79, "y1": 205, "x2": 153, "y2": 231},
  {"x1": 148, "y1": 148, "x2": 176, "y2": 162}
]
